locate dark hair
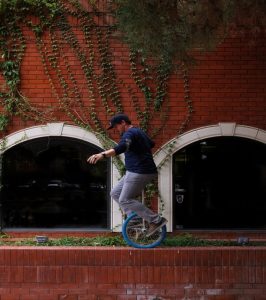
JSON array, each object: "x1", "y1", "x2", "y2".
[{"x1": 107, "y1": 114, "x2": 131, "y2": 129}]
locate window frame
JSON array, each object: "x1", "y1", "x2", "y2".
[
  {"x1": 154, "y1": 123, "x2": 266, "y2": 231},
  {"x1": 0, "y1": 123, "x2": 123, "y2": 232}
]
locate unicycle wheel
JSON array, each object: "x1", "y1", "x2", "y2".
[{"x1": 122, "y1": 212, "x2": 166, "y2": 248}]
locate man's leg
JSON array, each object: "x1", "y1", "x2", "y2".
[
  {"x1": 110, "y1": 175, "x2": 124, "y2": 205},
  {"x1": 118, "y1": 171, "x2": 161, "y2": 223}
]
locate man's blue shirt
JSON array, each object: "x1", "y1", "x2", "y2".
[{"x1": 113, "y1": 127, "x2": 157, "y2": 174}]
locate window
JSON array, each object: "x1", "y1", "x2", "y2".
[
  {"x1": 173, "y1": 137, "x2": 266, "y2": 229},
  {"x1": 1, "y1": 137, "x2": 109, "y2": 229}
]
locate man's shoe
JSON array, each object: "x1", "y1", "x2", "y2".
[{"x1": 146, "y1": 217, "x2": 168, "y2": 237}]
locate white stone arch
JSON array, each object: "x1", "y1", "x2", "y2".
[
  {"x1": 0, "y1": 123, "x2": 122, "y2": 231},
  {"x1": 154, "y1": 123, "x2": 266, "y2": 231}
]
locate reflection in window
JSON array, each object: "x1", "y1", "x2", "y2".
[
  {"x1": 1, "y1": 137, "x2": 109, "y2": 229},
  {"x1": 173, "y1": 137, "x2": 266, "y2": 229}
]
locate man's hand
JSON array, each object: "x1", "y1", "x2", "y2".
[
  {"x1": 87, "y1": 153, "x2": 104, "y2": 164},
  {"x1": 87, "y1": 149, "x2": 115, "y2": 164}
]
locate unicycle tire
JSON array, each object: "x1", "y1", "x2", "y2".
[{"x1": 122, "y1": 212, "x2": 167, "y2": 248}]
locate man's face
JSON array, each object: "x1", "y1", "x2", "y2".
[{"x1": 114, "y1": 121, "x2": 126, "y2": 134}]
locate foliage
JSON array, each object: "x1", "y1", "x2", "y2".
[
  {"x1": 0, "y1": 0, "x2": 196, "y2": 134},
  {"x1": 0, "y1": 0, "x2": 196, "y2": 182},
  {"x1": 0, "y1": 233, "x2": 265, "y2": 247},
  {"x1": 4, "y1": 0, "x2": 263, "y2": 217},
  {"x1": 0, "y1": 0, "x2": 265, "y2": 138},
  {"x1": 0, "y1": 235, "x2": 127, "y2": 246},
  {"x1": 0, "y1": 114, "x2": 8, "y2": 131},
  {"x1": 114, "y1": 0, "x2": 266, "y2": 62},
  {"x1": 163, "y1": 234, "x2": 235, "y2": 247}
]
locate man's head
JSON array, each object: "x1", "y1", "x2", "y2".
[{"x1": 107, "y1": 114, "x2": 131, "y2": 130}]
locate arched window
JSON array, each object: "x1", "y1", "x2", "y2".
[
  {"x1": 155, "y1": 123, "x2": 266, "y2": 231},
  {"x1": 0, "y1": 136, "x2": 110, "y2": 229},
  {"x1": 173, "y1": 137, "x2": 266, "y2": 229}
]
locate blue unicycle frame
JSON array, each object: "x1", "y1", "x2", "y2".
[{"x1": 122, "y1": 212, "x2": 167, "y2": 248}]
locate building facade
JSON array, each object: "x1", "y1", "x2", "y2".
[{"x1": 0, "y1": 1, "x2": 265, "y2": 233}]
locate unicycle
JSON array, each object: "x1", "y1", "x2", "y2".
[{"x1": 122, "y1": 212, "x2": 167, "y2": 248}]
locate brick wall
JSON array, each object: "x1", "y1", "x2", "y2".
[
  {"x1": 189, "y1": 38, "x2": 266, "y2": 130},
  {"x1": 0, "y1": 246, "x2": 265, "y2": 300},
  {"x1": 0, "y1": 6, "x2": 265, "y2": 299},
  {"x1": 0, "y1": 13, "x2": 265, "y2": 150},
  {"x1": 13, "y1": 32, "x2": 266, "y2": 150}
]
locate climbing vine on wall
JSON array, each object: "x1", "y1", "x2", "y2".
[{"x1": 0, "y1": 0, "x2": 194, "y2": 177}]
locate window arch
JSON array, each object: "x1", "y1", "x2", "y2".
[
  {"x1": 154, "y1": 123, "x2": 266, "y2": 231},
  {"x1": 0, "y1": 123, "x2": 121, "y2": 230}
]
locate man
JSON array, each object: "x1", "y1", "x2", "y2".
[{"x1": 87, "y1": 113, "x2": 167, "y2": 236}]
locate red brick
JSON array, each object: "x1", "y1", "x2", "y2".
[
  {"x1": 94, "y1": 249, "x2": 110, "y2": 266},
  {"x1": 42, "y1": 250, "x2": 56, "y2": 265},
  {"x1": 206, "y1": 297, "x2": 235, "y2": 300},
  {"x1": 154, "y1": 249, "x2": 175, "y2": 266},
  {"x1": 20, "y1": 296, "x2": 39, "y2": 300},
  {"x1": 78, "y1": 296, "x2": 97, "y2": 300},
  {"x1": 0, "y1": 288, "x2": 11, "y2": 295},
  {"x1": 61, "y1": 266, "x2": 76, "y2": 283},
  {"x1": 95, "y1": 297, "x2": 116, "y2": 300},
  {"x1": 58, "y1": 296, "x2": 78, "y2": 300},
  {"x1": 23, "y1": 266, "x2": 38, "y2": 283},
  {"x1": 55, "y1": 250, "x2": 69, "y2": 265},
  {"x1": 254, "y1": 296, "x2": 266, "y2": 300},
  {"x1": 39, "y1": 296, "x2": 58, "y2": 300},
  {"x1": 140, "y1": 250, "x2": 154, "y2": 266},
  {"x1": 117, "y1": 296, "x2": 136, "y2": 300},
  {"x1": 1, "y1": 296, "x2": 20, "y2": 300},
  {"x1": 121, "y1": 249, "x2": 141, "y2": 266},
  {"x1": 38, "y1": 266, "x2": 62, "y2": 283},
  {"x1": 126, "y1": 266, "x2": 142, "y2": 284}
]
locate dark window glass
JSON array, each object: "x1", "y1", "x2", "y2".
[
  {"x1": 1, "y1": 137, "x2": 109, "y2": 229},
  {"x1": 173, "y1": 137, "x2": 266, "y2": 229}
]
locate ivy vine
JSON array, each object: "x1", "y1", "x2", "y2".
[{"x1": 0, "y1": 0, "x2": 195, "y2": 212}]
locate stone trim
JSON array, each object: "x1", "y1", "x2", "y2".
[
  {"x1": 0, "y1": 123, "x2": 122, "y2": 231},
  {"x1": 154, "y1": 123, "x2": 266, "y2": 231},
  {"x1": 2, "y1": 123, "x2": 265, "y2": 232}
]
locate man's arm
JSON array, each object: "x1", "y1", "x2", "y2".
[{"x1": 87, "y1": 130, "x2": 133, "y2": 164}]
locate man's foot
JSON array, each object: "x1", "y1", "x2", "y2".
[{"x1": 146, "y1": 217, "x2": 168, "y2": 237}]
